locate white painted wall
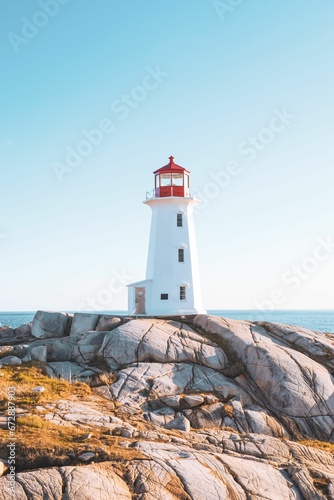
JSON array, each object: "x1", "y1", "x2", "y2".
[{"x1": 143, "y1": 196, "x2": 206, "y2": 315}]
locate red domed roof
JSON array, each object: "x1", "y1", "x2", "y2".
[{"x1": 153, "y1": 156, "x2": 190, "y2": 174}]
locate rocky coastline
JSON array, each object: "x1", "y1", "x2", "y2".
[{"x1": 0, "y1": 311, "x2": 333, "y2": 499}]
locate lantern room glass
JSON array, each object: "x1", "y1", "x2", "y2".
[
  {"x1": 161, "y1": 173, "x2": 172, "y2": 186},
  {"x1": 172, "y1": 173, "x2": 183, "y2": 186}
]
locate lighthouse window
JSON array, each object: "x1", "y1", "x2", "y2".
[
  {"x1": 172, "y1": 173, "x2": 183, "y2": 186},
  {"x1": 178, "y1": 248, "x2": 184, "y2": 262},
  {"x1": 161, "y1": 293, "x2": 169, "y2": 300},
  {"x1": 155, "y1": 175, "x2": 160, "y2": 188},
  {"x1": 177, "y1": 213, "x2": 183, "y2": 227},
  {"x1": 161, "y1": 173, "x2": 171, "y2": 186},
  {"x1": 180, "y1": 286, "x2": 186, "y2": 301}
]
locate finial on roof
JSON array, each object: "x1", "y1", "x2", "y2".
[{"x1": 169, "y1": 155, "x2": 174, "y2": 165}]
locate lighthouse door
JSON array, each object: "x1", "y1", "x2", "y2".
[{"x1": 135, "y1": 287, "x2": 146, "y2": 314}]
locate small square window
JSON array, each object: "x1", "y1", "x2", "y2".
[
  {"x1": 180, "y1": 286, "x2": 186, "y2": 301},
  {"x1": 177, "y1": 213, "x2": 183, "y2": 227},
  {"x1": 178, "y1": 248, "x2": 184, "y2": 262},
  {"x1": 161, "y1": 293, "x2": 169, "y2": 300}
]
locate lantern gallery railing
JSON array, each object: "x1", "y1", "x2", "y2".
[{"x1": 146, "y1": 188, "x2": 199, "y2": 200}]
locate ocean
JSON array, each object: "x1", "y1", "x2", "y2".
[{"x1": 0, "y1": 310, "x2": 333, "y2": 333}]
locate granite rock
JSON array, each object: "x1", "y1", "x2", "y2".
[
  {"x1": 31, "y1": 311, "x2": 71, "y2": 339},
  {"x1": 70, "y1": 313, "x2": 100, "y2": 335}
]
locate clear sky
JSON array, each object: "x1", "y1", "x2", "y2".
[{"x1": 1, "y1": 0, "x2": 334, "y2": 311}]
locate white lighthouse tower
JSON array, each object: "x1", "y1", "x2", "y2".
[{"x1": 128, "y1": 156, "x2": 206, "y2": 316}]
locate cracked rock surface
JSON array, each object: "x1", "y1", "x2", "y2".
[
  {"x1": 2, "y1": 436, "x2": 333, "y2": 499},
  {"x1": 98, "y1": 319, "x2": 228, "y2": 370},
  {"x1": 194, "y1": 315, "x2": 334, "y2": 442},
  {"x1": 0, "y1": 313, "x2": 333, "y2": 499}
]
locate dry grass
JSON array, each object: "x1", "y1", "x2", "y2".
[
  {"x1": 89, "y1": 371, "x2": 117, "y2": 388},
  {"x1": 2, "y1": 362, "x2": 332, "y2": 478},
  {"x1": 0, "y1": 363, "x2": 91, "y2": 409},
  {"x1": 162, "y1": 476, "x2": 191, "y2": 500},
  {"x1": 297, "y1": 439, "x2": 334, "y2": 454},
  {"x1": 309, "y1": 469, "x2": 331, "y2": 495},
  {"x1": 222, "y1": 403, "x2": 235, "y2": 419},
  {"x1": 0, "y1": 364, "x2": 148, "y2": 470},
  {"x1": 313, "y1": 476, "x2": 330, "y2": 493},
  {"x1": 0, "y1": 414, "x2": 145, "y2": 471}
]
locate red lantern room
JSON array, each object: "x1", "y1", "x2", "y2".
[{"x1": 153, "y1": 156, "x2": 190, "y2": 198}]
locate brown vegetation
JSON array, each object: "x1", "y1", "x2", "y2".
[
  {"x1": 0, "y1": 363, "x2": 91, "y2": 409},
  {"x1": 297, "y1": 439, "x2": 334, "y2": 454},
  {"x1": 0, "y1": 413, "x2": 146, "y2": 471}
]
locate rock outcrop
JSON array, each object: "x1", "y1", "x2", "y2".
[
  {"x1": 69, "y1": 313, "x2": 100, "y2": 336},
  {"x1": 194, "y1": 315, "x2": 334, "y2": 442},
  {"x1": 98, "y1": 318, "x2": 228, "y2": 370},
  {"x1": 0, "y1": 312, "x2": 333, "y2": 499},
  {"x1": 31, "y1": 311, "x2": 72, "y2": 339},
  {"x1": 1, "y1": 432, "x2": 334, "y2": 499}
]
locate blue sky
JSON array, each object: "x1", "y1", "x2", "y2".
[{"x1": 1, "y1": 0, "x2": 334, "y2": 311}]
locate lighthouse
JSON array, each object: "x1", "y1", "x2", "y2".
[{"x1": 128, "y1": 156, "x2": 206, "y2": 316}]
